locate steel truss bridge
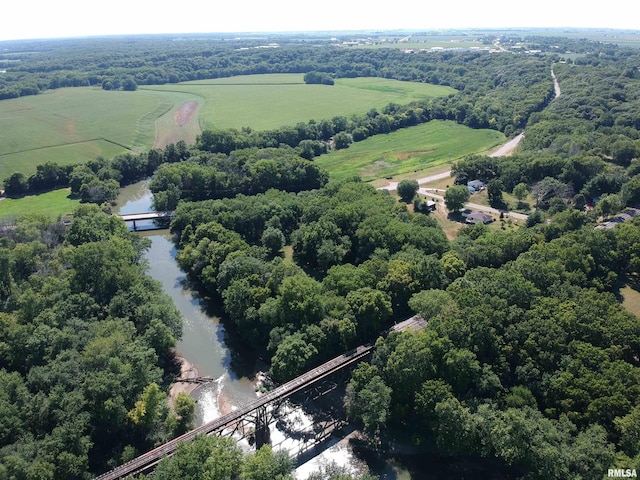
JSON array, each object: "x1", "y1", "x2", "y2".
[{"x1": 95, "y1": 316, "x2": 425, "y2": 479}]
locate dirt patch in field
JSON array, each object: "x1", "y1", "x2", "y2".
[
  {"x1": 154, "y1": 101, "x2": 201, "y2": 149},
  {"x1": 175, "y1": 101, "x2": 198, "y2": 126},
  {"x1": 358, "y1": 159, "x2": 396, "y2": 179},
  {"x1": 392, "y1": 150, "x2": 434, "y2": 160}
]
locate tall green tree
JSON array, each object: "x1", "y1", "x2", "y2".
[
  {"x1": 397, "y1": 179, "x2": 419, "y2": 203},
  {"x1": 444, "y1": 185, "x2": 470, "y2": 212}
]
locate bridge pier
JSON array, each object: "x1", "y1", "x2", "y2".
[{"x1": 254, "y1": 405, "x2": 271, "y2": 449}]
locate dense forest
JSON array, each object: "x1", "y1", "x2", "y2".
[
  {"x1": 0, "y1": 205, "x2": 188, "y2": 478},
  {"x1": 2, "y1": 31, "x2": 640, "y2": 479}
]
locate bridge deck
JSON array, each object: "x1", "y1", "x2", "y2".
[
  {"x1": 94, "y1": 316, "x2": 424, "y2": 480},
  {"x1": 118, "y1": 211, "x2": 173, "y2": 222}
]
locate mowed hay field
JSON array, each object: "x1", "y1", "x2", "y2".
[
  {"x1": 317, "y1": 120, "x2": 505, "y2": 181},
  {"x1": 141, "y1": 74, "x2": 457, "y2": 131},
  {"x1": 0, "y1": 74, "x2": 456, "y2": 181}
]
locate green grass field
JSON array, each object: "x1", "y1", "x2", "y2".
[
  {"x1": 0, "y1": 188, "x2": 79, "y2": 218},
  {"x1": 620, "y1": 285, "x2": 640, "y2": 317},
  {"x1": 317, "y1": 120, "x2": 505, "y2": 181},
  {"x1": 0, "y1": 74, "x2": 456, "y2": 181}
]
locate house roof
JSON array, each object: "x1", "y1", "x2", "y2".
[
  {"x1": 466, "y1": 211, "x2": 493, "y2": 224},
  {"x1": 467, "y1": 180, "x2": 485, "y2": 188}
]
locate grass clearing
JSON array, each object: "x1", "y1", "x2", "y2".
[
  {"x1": 317, "y1": 120, "x2": 505, "y2": 181},
  {"x1": 0, "y1": 188, "x2": 79, "y2": 218},
  {"x1": 0, "y1": 87, "x2": 163, "y2": 179},
  {"x1": 621, "y1": 285, "x2": 640, "y2": 317}
]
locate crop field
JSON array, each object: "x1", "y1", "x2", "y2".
[
  {"x1": 316, "y1": 120, "x2": 505, "y2": 181},
  {"x1": 0, "y1": 74, "x2": 456, "y2": 181},
  {"x1": 0, "y1": 88, "x2": 162, "y2": 180},
  {"x1": 142, "y1": 74, "x2": 457, "y2": 131}
]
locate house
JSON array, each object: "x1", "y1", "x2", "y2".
[
  {"x1": 465, "y1": 211, "x2": 493, "y2": 224},
  {"x1": 467, "y1": 180, "x2": 485, "y2": 193}
]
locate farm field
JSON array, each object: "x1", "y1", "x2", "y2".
[
  {"x1": 316, "y1": 120, "x2": 505, "y2": 181},
  {"x1": 0, "y1": 87, "x2": 164, "y2": 180},
  {"x1": 0, "y1": 74, "x2": 456, "y2": 181},
  {"x1": 142, "y1": 74, "x2": 457, "y2": 131}
]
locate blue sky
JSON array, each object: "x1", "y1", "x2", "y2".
[{"x1": 2, "y1": 0, "x2": 639, "y2": 41}]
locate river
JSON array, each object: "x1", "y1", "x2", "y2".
[
  {"x1": 114, "y1": 180, "x2": 397, "y2": 478},
  {"x1": 115, "y1": 181, "x2": 258, "y2": 425}
]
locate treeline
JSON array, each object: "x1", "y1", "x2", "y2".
[
  {"x1": 0, "y1": 205, "x2": 193, "y2": 479},
  {"x1": 150, "y1": 147, "x2": 328, "y2": 211},
  {"x1": 303, "y1": 71, "x2": 334, "y2": 85},
  {"x1": 0, "y1": 32, "x2": 597, "y2": 101},
  {"x1": 2, "y1": 145, "x2": 184, "y2": 200}
]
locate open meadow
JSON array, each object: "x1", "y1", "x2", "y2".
[
  {"x1": 0, "y1": 74, "x2": 456, "y2": 181},
  {"x1": 316, "y1": 120, "x2": 505, "y2": 181},
  {"x1": 0, "y1": 87, "x2": 163, "y2": 180}
]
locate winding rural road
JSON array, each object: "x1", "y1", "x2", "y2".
[{"x1": 379, "y1": 65, "x2": 562, "y2": 209}]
